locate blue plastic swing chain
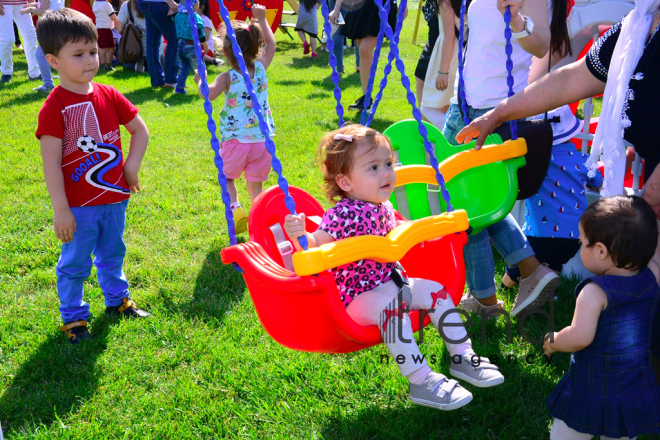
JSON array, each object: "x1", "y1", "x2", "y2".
[
  {"x1": 183, "y1": 0, "x2": 239, "y2": 256},
  {"x1": 456, "y1": 1, "x2": 518, "y2": 139},
  {"x1": 372, "y1": 0, "x2": 453, "y2": 211},
  {"x1": 360, "y1": 0, "x2": 391, "y2": 126},
  {"x1": 364, "y1": 0, "x2": 405, "y2": 127},
  {"x1": 503, "y1": 6, "x2": 518, "y2": 139},
  {"x1": 215, "y1": 1, "x2": 309, "y2": 249},
  {"x1": 320, "y1": 0, "x2": 345, "y2": 128}
]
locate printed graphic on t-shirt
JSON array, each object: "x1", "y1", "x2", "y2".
[{"x1": 61, "y1": 102, "x2": 130, "y2": 206}]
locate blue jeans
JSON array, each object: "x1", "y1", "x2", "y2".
[
  {"x1": 328, "y1": 0, "x2": 344, "y2": 73},
  {"x1": 443, "y1": 103, "x2": 534, "y2": 298},
  {"x1": 36, "y1": 45, "x2": 54, "y2": 88},
  {"x1": 136, "y1": 0, "x2": 178, "y2": 86},
  {"x1": 56, "y1": 201, "x2": 130, "y2": 323},
  {"x1": 177, "y1": 41, "x2": 196, "y2": 89}
]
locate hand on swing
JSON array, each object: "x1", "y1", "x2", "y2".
[
  {"x1": 455, "y1": 108, "x2": 502, "y2": 150},
  {"x1": 497, "y1": 0, "x2": 523, "y2": 23},
  {"x1": 284, "y1": 213, "x2": 307, "y2": 240}
]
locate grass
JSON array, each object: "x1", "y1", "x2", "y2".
[{"x1": 1, "y1": 11, "x2": 656, "y2": 440}]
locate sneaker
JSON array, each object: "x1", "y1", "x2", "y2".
[
  {"x1": 450, "y1": 353, "x2": 504, "y2": 388},
  {"x1": 106, "y1": 297, "x2": 151, "y2": 318},
  {"x1": 458, "y1": 291, "x2": 505, "y2": 317},
  {"x1": 175, "y1": 86, "x2": 187, "y2": 94},
  {"x1": 511, "y1": 263, "x2": 560, "y2": 317},
  {"x1": 211, "y1": 58, "x2": 225, "y2": 66},
  {"x1": 409, "y1": 372, "x2": 473, "y2": 411},
  {"x1": 233, "y1": 206, "x2": 248, "y2": 234},
  {"x1": 303, "y1": 41, "x2": 310, "y2": 55},
  {"x1": 60, "y1": 320, "x2": 93, "y2": 344},
  {"x1": 29, "y1": 74, "x2": 42, "y2": 81},
  {"x1": 311, "y1": 52, "x2": 318, "y2": 58},
  {"x1": 33, "y1": 84, "x2": 54, "y2": 93},
  {"x1": 0, "y1": 74, "x2": 12, "y2": 83},
  {"x1": 348, "y1": 95, "x2": 372, "y2": 111}
]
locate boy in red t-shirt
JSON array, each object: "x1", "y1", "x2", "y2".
[{"x1": 35, "y1": 8, "x2": 150, "y2": 343}]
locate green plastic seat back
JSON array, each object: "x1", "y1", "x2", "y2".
[{"x1": 384, "y1": 120, "x2": 526, "y2": 234}]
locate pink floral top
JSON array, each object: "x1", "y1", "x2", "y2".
[{"x1": 318, "y1": 198, "x2": 397, "y2": 307}]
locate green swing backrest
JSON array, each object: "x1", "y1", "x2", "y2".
[{"x1": 384, "y1": 120, "x2": 526, "y2": 234}]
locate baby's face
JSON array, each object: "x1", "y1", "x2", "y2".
[{"x1": 344, "y1": 139, "x2": 397, "y2": 204}]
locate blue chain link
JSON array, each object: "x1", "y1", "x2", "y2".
[
  {"x1": 503, "y1": 5, "x2": 518, "y2": 139},
  {"x1": 360, "y1": 0, "x2": 390, "y2": 125},
  {"x1": 320, "y1": 0, "x2": 345, "y2": 128}
]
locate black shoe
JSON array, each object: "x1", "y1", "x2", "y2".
[
  {"x1": 348, "y1": 95, "x2": 372, "y2": 111},
  {"x1": 60, "y1": 320, "x2": 93, "y2": 344},
  {"x1": 29, "y1": 74, "x2": 42, "y2": 81},
  {"x1": 106, "y1": 297, "x2": 151, "y2": 318},
  {"x1": 0, "y1": 74, "x2": 12, "y2": 83}
]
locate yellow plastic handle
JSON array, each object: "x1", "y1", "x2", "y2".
[
  {"x1": 292, "y1": 209, "x2": 469, "y2": 276},
  {"x1": 395, "y1": 138, "x2": 528, "y2": 187}
]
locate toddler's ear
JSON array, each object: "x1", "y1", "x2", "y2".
[
  {"x1": 595, "y1": 242, "x2": 609, "y2": 260},
  {"x1": 335, "y1": 174, "x2": 351, "y2": 192}
]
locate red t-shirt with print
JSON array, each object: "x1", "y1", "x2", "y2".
[{"x1": 36, "y1": 83, "x2": 138, "y2": 207}]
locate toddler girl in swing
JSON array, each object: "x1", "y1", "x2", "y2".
[
  {"x1": 194, "y1": 4, "x2": 275, "y2": 234},
  {"x1": 284, "y1": 124, "x2": 504, "y2": 410}
]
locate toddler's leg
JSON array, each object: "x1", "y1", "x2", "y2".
[
  {"x1": 297, "y1": 30, "x2": 307, "y2": 44},
  {"x1": 246, "y1": 180, "x2": 263, "y2": 202},
  {"x1": 408, "y1": 278, "x2": 504, "y2": 388},
  {"x1": 93, "y1": 201, "x2": 130, "y2": 308},
  {"x1": 550, "y1": 419, "x2": 599, "y2": 440},
  {"x1": 56, "y1": 207, "x2": 99, "y2": 324},
  {"x1": 176, "y1": 45, "x2": 190, "y2": 91},
  {"x1": 310, "y1": 38, "x2": 317, "y2": 56},
  {"x1": 227, "y1": 179, "x2": 239, "y2": 204}
]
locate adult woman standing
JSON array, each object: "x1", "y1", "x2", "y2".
[
  {"x1": 136, "y1": 0, "x2": 178, "y2": 87},
  {"x1": 117, "y1": 0, "x2": 148, "y2": 71},
  {"x1": 329, "y1": 0, "x2": 406, "y2": 111}
]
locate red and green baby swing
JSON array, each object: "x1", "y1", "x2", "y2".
[{"x1": 182, "y1": 0, "x2": 527, "y2": 353}]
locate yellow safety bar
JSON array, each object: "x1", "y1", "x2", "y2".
[
  {"x1": 395, "y1": 138, "x2": 527, "y2": 187},
  {"x1": 292, "y1": 210, "x2": 469, "y2": 276}
]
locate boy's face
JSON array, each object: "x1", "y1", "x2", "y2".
[{"x1": 46, "y1": 39, "x2": 99, "y2": 85}]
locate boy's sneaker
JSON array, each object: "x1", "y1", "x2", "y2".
[
  {"x1": 458, "y1": 291, "x2": 505, "y2": 317},
  {"x1": 511, "y1": 263, "x2": 560, "y2": 317},
  {"x1": 175, "y1": 87, "x2": 187, "y2": 94},
  {"x1": 233, "y1": 206, "x2": 248, "y2": 234},
  {"x1": 303, "y1": 41, "x2": 310, "y2": 54},
  {"x1": 33, "y1": 84, "x2": 54, "y2": 93},
  {"x1": 450, "y1": 353, "x2": 504, "y2": 388},
  {"x1": 60, "y1": 320, "x2": 93, "y2": 344},
  {"x1": 0, "y1": 74, "x2": 12, "y2": 83},
  {"x1": 106, "y1": 297, "x2": 151, "y2": 318},
  {"x1": 409, "y1": 372, "x2": 473, "y2": 411}
]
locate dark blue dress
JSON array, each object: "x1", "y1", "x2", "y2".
[{"x1": 547, "y1": 268, "x2": 660, "y2": 438}]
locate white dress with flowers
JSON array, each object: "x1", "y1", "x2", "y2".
[{"x1": 218, "y1": 61, "x2": 275, "y2": 142}]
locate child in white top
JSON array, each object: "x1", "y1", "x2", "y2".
[
  {"x1": 92, "y1": 0, "x2": 119, "y2": 71},
  {"x1": 284, "y1": 124, "x2": 504, "y2": 411},
  {"x1": 193, "y1": 4, "x2": 275, "y2": 235}
]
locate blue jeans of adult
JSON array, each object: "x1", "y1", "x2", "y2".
[
  {"x1": 136, "y1": 0, "x2": 178, "y2": 86},
  {"x1": 328, "y1": 0, "x2": 344, "y2": 73},
  {"x1": 177, "y1": 41, "x2": 197, "y2": 90},
  {"x1": 36, "y1": 45, "x2": 54, "y2": 88},
  {"x1": 56, "y1": 200, "x2": 130, "y2": 323},
  {"x1": 443, "y1": 102, "x2": 534, "y2": 299}
]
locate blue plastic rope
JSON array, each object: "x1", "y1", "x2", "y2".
[
  {"x1": 457, "y1": 0, "x2": 470, "y2": 126},
  {"x1": 209, "y1": 0, "x2": 309, "y2": 250},
  {"x1": 373, "y1": 0, "x2": 453, "y2": 211},
  {"x1": 365, "y1": 0, "x2": 405, "y2": 127},
  {"x1": 320, "y1": 0, "x2": 345, "y2": 128},
  {"x1": 360, "y1": 0, "x2": 390, "y2": 125},
  {"x1": 183, "y1": 0, "x2": 238, "y2": 251},
  {"x1": 503, "y1": 6, "x2": 518, "y2": 139}
]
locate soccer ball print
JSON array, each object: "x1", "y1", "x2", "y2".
[{"x1": 77, "y1": 135, "x2": 98, "y2": 153}]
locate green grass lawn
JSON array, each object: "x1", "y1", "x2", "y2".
[{"x1": 1, "y1": 11, "x2": 656, "y2": 440}]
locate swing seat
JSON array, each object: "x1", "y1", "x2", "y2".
[
  {"x1": 385, "y1": 120, "x2": 526, "y2": 234},
  {"x1": 221, "y1": 186, "x2": 468, "y2": 354}
]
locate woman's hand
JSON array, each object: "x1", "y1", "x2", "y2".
[
  {"x1": 435, "y1": 72, "x2": 448, "y2": 91},
  {"x1": 455, "y1": 109, "x2": 502, "y2": 150},
  {"x1": 497, "y1": 0, "x2": 523, "y2": 20},
  {"x1": 329, "y1": 8, "x2": 340, "y2": 24}
]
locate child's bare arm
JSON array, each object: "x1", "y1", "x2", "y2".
[
  {"x1": 544, "y1": 282, "x2": 607, "y2": 355},
  {"x1": 253, "y1": 4, "x2": 276, "y2": 69},
  {"x1": 648, "y1": 220, "x2": 660, "y2": 282},
  {"x1": 40, "y1": 135, "x2": 76, "y2": 243},
  {"x1": 195, "y1": 70, "x2": 228, "y2": 100},
  {"x1": 123, "y1": 115, "x2": 149, "y2": 193},
  {"x1": 284, "y1": 213, "x2": 334, "y2": 252},
  {"x1": 20, "y1": 0, "x2": 49, "y2": 16}
]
